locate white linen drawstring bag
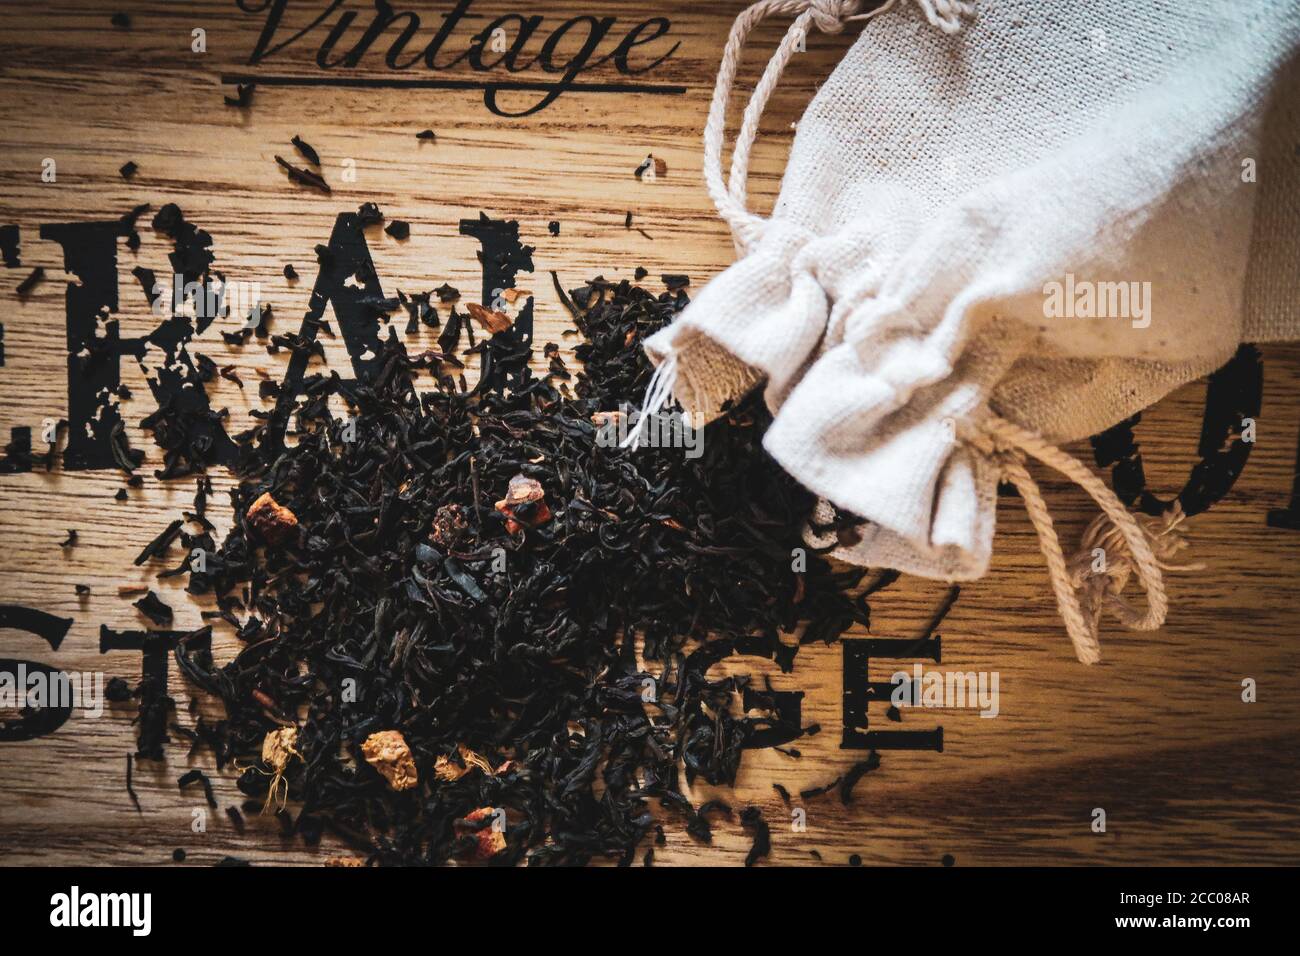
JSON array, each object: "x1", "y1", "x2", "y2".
[{"x1": 634, "y1": 0, "x2": 1300, "y2": 663}]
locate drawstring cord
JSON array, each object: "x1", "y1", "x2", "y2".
[
  {"x1": 621, "y1": 353, "x2": 678, "y2": 449},
  {"x1": 628, "y1": 0, "x2": 973, "y2": 441},
  {"x1": 966, "y1": 416, "x2": 1197, "y2": 664},
  {"x1": 711, "y1": 0, "x2": 973, "y2": 253},
  {"x1": 707, "y1": 0, "x2": 875, "y2": 254}
]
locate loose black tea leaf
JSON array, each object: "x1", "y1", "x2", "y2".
[
  {"x1": 0, "y1": 225, "x2": 20, "y2": 267},
  {"x1": 283, "y1": 263, "x2": 298, "y2": 281},
  {"x1": 134, "y1": 519, "x2": 184, "y2": 565},
  {"x1": 801, "y1": 777, "x2": 842, "y2": 801},
  {"x1": 111, "y1": 12, "x2": 130, "y2": 28},
  {"x1": 178, "y1": 768, "x2": 218, "y2": 808},
  {"x1": 291, "y1": 135, "x2": 321, "y2": 166},
  {"x1": 251, "y1": 302, "x2": 272, "y2": 337},
  {"x1": 740, "y1": 806, "x2": 771, "y2": 867},
  {"x1": 120, "y1": 160, "x2": 138, "y2": 179},
  {"x1": 125, "y1": 754, "x2": 142, "y2": 813},
  {"x1": 224, "y1": 83, "x2": 254, "y2": 108},
  {"x1": 133, "y1": 590, "x2": 174, "y2": 626},
  {"x1": 385, "y1": 219, "x2": 410, "y2": 240},
  {"x1": 59, "y1": 529, "x2": 77, "y2": 548},
  {"x1": 416, "y1": 129, "x2": 437, "y2": 141},
  {"x1": 274, "y1": 156, "x2": 330, "y2": 194},
  {"x1": 839, "y1": 750, "x2": 881, "y2": 805},
  {"x1": 16, "y1": 267, "x2": 44, "y2": 296}
]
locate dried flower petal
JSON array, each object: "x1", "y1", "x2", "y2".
[
  {"x1": 262, "y1": 727, "x2": 299, "y2": 773},
  {"x1": 361, "y1": 730, "x2": 418, "y2": 791},
  {"x1": 430, "y1": 503, "x2": 469, "y2": 548},
  {"x1": 434, "y1": 744, "x2": 496, "y2": 782}
]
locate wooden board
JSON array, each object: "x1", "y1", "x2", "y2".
[{"x1": 1, "y1": 0, "x2": 1297, "y2": 867}]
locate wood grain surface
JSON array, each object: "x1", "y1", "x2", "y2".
[{"x1": 0, "y1": 0, "x2": 1297, "y2": 867}]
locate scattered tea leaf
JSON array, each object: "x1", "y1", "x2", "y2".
[{"x1": 291, "y1": 134, "x2": 320, "y2": 166}]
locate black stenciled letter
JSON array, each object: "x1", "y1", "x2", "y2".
[
  {"x1": 459, "y1": 212, "x2": 534, "y2": 393},
  {"x1": 0, "y1": 605, "x2": 75, "y2": 742},
  {"x1": 100, "y1": 625, "x2": 210, "y2": 760},
  {"x1": 1092, "y1": 344, "x2": 1263, "y2": 519},
  {"x1": 40, "y1": 220, "x2": 139, "y2": 469},
  {"x1": 40, "y1": 219, "x2": 235, "y2": 473},
  {"x1": 841, "y1": 637, "x2": 944, "y2": 752},
  {"x1": 266, "y1": 211, "x2": 389, "y2": 453}
]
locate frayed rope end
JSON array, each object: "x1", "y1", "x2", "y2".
[{"x1": 621, "y1": 353, "x2": 679, "y2": 450}]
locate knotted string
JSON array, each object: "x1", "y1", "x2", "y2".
[
  {"x1": 709, "y1": 0, "x2": 974, "y2": 253},
  {"x1": 626, "y1": 0, "x2": 972, "y2": 447},
  {"x1": 965, "y1": 416, "x2": 1196, "y2": 665},
  {"x1": 706, "y1": 0, "x2": 873, "y2": 254},
  {"x1": 1067, "y1": 500, "x2": 1204, "y2": 645}
]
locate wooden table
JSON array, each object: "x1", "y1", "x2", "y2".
[{"x1": 1, "y1": 0, "x2": 1297, "y2": 866}]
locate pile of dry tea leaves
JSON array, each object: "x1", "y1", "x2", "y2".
[{"x1": 160, "y1": 273, "x2": 870, "y2": 865}]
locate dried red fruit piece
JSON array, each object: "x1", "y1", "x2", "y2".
[
  {"x1": 246, "y1": 492, "x2": 298, "y2": 545},
  {"x1": 494, "y1": 474, "x2": 551, "y2": 534},
  {"x1": 466, "y1": 302, "x2": 512, "y2": 334},
  {"x1": 459, "y1": 806, "x2": 507, "y2": 860}
]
